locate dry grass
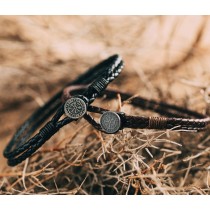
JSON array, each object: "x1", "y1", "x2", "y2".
[{"x1": 0, "y1": 16, "x2": 210, "y2": 194}]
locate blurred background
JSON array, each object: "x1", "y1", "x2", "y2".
[{"x1": 0, "y1": 16, "x2": 210, "y2": 194}]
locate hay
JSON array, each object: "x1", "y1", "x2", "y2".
[{"x1": 0, "y1": 16, "x2": 210, "y2": 194}]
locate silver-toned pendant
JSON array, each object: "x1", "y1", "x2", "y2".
[
  {"x1": 64, "y1": 97, "x2": 87, "y2": 119},
  {"x1": 100, "y1": 111, "x2": 121, "y2": 134}
]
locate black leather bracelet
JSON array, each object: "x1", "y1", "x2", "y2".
[
  {"x1": 62, "y1": 86, "x2": 210, "y2": 134},
  {"x1": 4, "y1": 54, "x2": 124, "y2": 166}
]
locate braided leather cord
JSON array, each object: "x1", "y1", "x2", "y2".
[
  {"x1": 123, "y1": 116, "x2": 209, "y2": 131},
  {"x1": 83, "y1": 55, "x2": 123, "y2": 104},
  {"x1": 4, "y1": 55, "x2": 123, "y2": 166},
  {"x1": 86, "y1": 107, "x2": 209, "y2": 131},
  {"x1": 7, "y1": 107, "x2": 74, "y2": 166},
  {"x1": 63, "y1": 86, "x2": 210, "y2": 132}
]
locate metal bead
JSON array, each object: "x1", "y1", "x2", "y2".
[
  {"x1": 100, "y1": 111, "x2": 121, "y2": 134},
  {"x1": 64, "y1": 97, "x2": 87, "y2": 119}
]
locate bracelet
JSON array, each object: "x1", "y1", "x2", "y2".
[
  {"x1": 4, "y1": 54, "x2": 124, "y2": 166},
  {"x1": 62, "y1": 85, "x2": 210, "y2": 134}
]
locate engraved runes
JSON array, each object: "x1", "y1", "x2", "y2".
[
  {"x1": 64, "y1": 97, "x2": 87, "y2": 119},
  {"x1": 100, "y1": 111, "x2": 121, "y2": 134}
]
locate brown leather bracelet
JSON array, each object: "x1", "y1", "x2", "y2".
[{"x1": 62, "y1": 85, "x2": 210, "y2": 134}]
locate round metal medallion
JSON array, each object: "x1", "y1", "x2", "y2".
[
  {"x1": 64, "y1": 97, "x2": 87, "y2": 119},
  {"x1": 100, "y1": 111, "x2": 121, "y2": 134}
]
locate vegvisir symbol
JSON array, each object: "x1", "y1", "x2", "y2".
[
  {"x1": 100, "y1": 111, "x2": 121, "y2": 134},
  {"x1": 64, "y1": 97, "x2": 87, "y2": 119}
]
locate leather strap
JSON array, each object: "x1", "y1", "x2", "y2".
[
  {"x1": 63, "y1": 86, "x2": 210, "y2": 132},
  {"x1": 4, "y1": 55, "x2": 123, "y2": 166}
]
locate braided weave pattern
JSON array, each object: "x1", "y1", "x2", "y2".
[
  {"x1": 84, "y1": 90, "x2": 210, "y2": 132},
  {"x1": 4, "y1": 55, "x2": 123, "y2": 166},
  {"x1": 84, "y1": 55, "x2": 124, "y2": 104},
  {"x1": 63, "y1": 86, "x2": 210, "y2": 132}
]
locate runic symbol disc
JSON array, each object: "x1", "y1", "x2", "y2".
[
  {"x1": 100, "y1": 111, "x2": 121, "y2": 134},
  {"x1": 64, "y1": 97, "x2": 87, "y2": 119}
]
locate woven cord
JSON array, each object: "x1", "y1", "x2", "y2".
[{"x1": 4, "y1": 55, "x2": 123, "y2": 166}]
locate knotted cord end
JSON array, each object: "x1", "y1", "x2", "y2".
[
  {"x1": 39, "y1": 121, "x2": 56, "y2": 139},
  {"x1": 148, "y1": 116, "x2": 168, "y2": 129}
]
